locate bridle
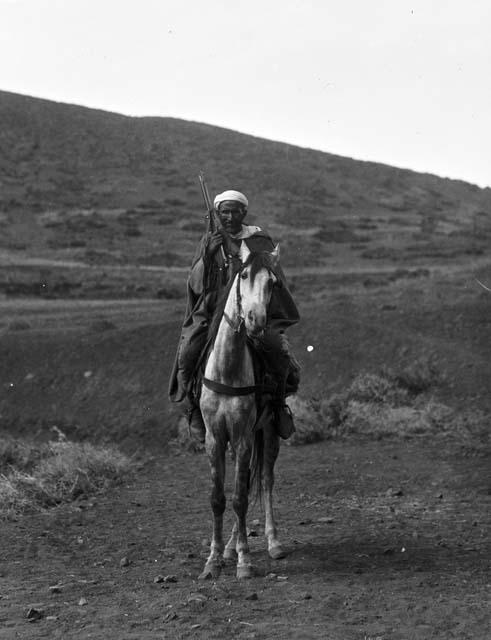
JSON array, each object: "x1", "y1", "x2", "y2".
[
  {"x1": 202, "y1": 256, "x2": 278, "y2": 397},
  {"x1": 223, "y1": 261, "x2": 247, "y2": 334},
  {"x1": 222, "y1": 257, "x2": 279, "y2": 334}
]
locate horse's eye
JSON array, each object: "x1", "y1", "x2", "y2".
[{"x1": 241, "y1": 272, "x2": 248, "y2": 280}]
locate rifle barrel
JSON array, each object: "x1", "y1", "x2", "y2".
[{"x1": 199, "y1": 172, "x2": 228, "y2": 267}]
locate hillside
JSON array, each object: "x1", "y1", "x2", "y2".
[{"x1": 0, "y1": 89, "x2": 490, "y2": 294}]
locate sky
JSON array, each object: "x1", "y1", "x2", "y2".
[{"x1": 1, "y1": 0, "x2": 490, "y2": 188}]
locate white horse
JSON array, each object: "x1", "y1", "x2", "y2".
[{"x1": 199, "y1": 245, "x2": 287, "y2": 580}]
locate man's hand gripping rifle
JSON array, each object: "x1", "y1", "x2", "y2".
[{"x1": 198, "y1": 172, "x2": 233, "y2": 269}]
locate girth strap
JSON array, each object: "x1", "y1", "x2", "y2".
[{"x1": 202, "y1": 376, "x2": 257, "y2": 396}]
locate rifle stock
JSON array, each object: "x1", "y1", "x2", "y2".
[{"x1": 198, "y1": 172, "x2": 233, "y2": 267}]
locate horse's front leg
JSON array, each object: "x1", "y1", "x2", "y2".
[
  {"x1": 223, "y1": 522, "x2": 238, "y2": 562},
  {"x1": 264, "y1": 428, "x2": 287, "y2": 560},
  {"x1": 224, "y1": 446, "x2": 238, "y2": 563},
  {"x1": 233, "y1": 442, "x2": 254, "y2": 579},
  {"x1": 199, "y1": 432, "x2": 226, "y2": 580}
]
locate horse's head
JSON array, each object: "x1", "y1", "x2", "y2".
[{"x1": 237, "y1": 245, "x2": 280, "y2": 338}]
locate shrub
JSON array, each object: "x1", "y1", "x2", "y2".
[
  {"x1": 0, "y1": 437, "x2": 46, "y2": 473},
  {"x1": 90, "y1": 319, "x2": 117, "y2": 332},
  {"x1": 157, "y1": 216, "x2": 174, "y2": 226},
  {"x1": 7, "y1": 319, "x2": 32, "y2": 331},
  {"x1": 156, "y1": 285, "x2": 182, "y2": 299},
  {"x1": 285, "y1": 396, "x2": 337, "y2": 445},
  {"x1": 384, "y1": 357, "x2": 441, "y2": 395},
  {"x1": 138, "y1": 251, "x2": 188, "y2": 267},
  {"x1": 336, "y1": 402, "x2": 439, "y2": 438},
  {"x1": 70, "y1": 239, "x2": 87, "y2": 248},
  {"x1": 124, "y1": 226, "x2": 142, "y2": 237},
  {"x1": 314, "y1": 228, "x2": 359, "y2": 243},
  {"x1": 165, "y1": 196, "x2": 185, "y2": 206},
  {"x1": 0, "y1": 436, "x2": 132, "y2": 516},
  {"x1": 361, "y1": 247, "x2": 400, "y2": 260},
  {"x1": 181, "y1": 221, "x2": 204, "y2": 232},
  {"x1": 287, "y1": 360, "x2": 446, "y2": 443},
  {"x1": 345, "y1": 372, "x2": 409, "y2": 405}
]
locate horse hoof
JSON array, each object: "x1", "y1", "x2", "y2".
[
  {"x1": 269, "y1": 544, "x2": 288, "y2": 560},
  {"x1": 198, "y1": 563, "x2": 221, "y2": 581},
  {"x1": 236, "y1": 564, "x2": 254, "y2": 580},
  {"x1": 223, "y1": 547, "x2": 238, "y2": 563}
]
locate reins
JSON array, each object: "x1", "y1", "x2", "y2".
[{"x1": 222, "y1": 261, "x2": 245, "y2": 334}]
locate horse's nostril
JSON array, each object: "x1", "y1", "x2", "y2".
[{"x1": 248, "y1": 310, "x2": 254, "y2": 321}]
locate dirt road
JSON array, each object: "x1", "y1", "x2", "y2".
[{"x1": 1, "y1": 437, "x2": 490, "y2": 640}]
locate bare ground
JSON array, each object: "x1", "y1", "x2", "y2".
[
  {"x1": 0, "y1": 265, "x2": 490, "y2": 639},
  {"x1": 1, "y1": 436, "x2": 490, "y2": 640}
]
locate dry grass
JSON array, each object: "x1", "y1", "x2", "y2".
[
  {"x1": 286, "y1": 396, "x2": 336, "y2": 445},
  {"x1": 0, "y1": 434, "x2": 132, "y2": 516},
  {"x1": 287, "y1": 362, "x2": 489, "y2": 448},
  {"x1": 336, "y1": 399, "x2": 451, "y2": 438},
  {"x1": 0, "y1": 436, "x2": 47, "y2": 471}
]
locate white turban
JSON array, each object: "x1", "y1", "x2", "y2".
[{"x1": 213, "y1": 190, "x2": 248, "y2": 209}]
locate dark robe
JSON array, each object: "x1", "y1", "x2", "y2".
[{"x1": 168, "y1": 228, "x2": 300, "y2": 402}]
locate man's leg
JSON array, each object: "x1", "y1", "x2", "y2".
[
  {"x1": 175, "y1": 321, "x2": 209, "y2": 442},
  {"x1": 258, "y1": 330, "x2": 300, "y2": 392},
  {"x1": 256, "y1": 330, "x2": 300, "y2": 439}
]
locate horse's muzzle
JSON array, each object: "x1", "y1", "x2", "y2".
[{"x1": 245, "y1": 309, "x2": 267, "y2": 338}]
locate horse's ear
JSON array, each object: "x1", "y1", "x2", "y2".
[{"x1": 271, "y1": 243, "x2": 280, "y2": 267}]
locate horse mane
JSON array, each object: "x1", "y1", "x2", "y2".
[
  {"x1": 248, "y1": 250, "x2": 277, "y2": 285},
  {"x1": 206, "y1": 251, "x2": 277, "y2": 347}
]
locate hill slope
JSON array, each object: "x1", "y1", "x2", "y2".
[{"x1": 0, "y1": 89, "x2": 490, "y2": 287}]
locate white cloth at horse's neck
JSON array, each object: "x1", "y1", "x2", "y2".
[
  {"x1": 229, "y1": 225, "x2": 261, "y2": 262},
  {"x1": 229, "y1": 224, "x2": 261, "y2": 240}
]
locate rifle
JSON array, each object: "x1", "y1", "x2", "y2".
[{"x1": 198, "y1": 171, "x2": 233, "y2": 268}]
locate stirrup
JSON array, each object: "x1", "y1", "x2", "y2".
[{"x1": 274, "y1": 403, "x2": 295, "y2": 440}]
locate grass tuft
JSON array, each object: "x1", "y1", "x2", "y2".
[
  {"x1": 286, "y1": 396, "x2": 334, "y2": 445},
  {"x1": 0, "y1": 436, "x2": 47, "y2": 472},
  {"x1": 343, "y1": 372, "x2": 410, "y2": 405},
  {"x1": 0, "y1": 436, "x2": 132, "y2": 516},
  {"x1": 384, "y1": 357, "x2": 441, "y2": 395}
]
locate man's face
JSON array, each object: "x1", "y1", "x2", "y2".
[{"x1": 217, "y1": 200, "x2": 246, "y2": 234}]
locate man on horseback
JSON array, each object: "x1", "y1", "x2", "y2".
[{"x1": 168, "y1": 189, "x2": 300, "y2": 442}]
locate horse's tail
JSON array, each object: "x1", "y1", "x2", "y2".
[{"x1": 249, "y1": 427, "x2": 264, "y2": 506}]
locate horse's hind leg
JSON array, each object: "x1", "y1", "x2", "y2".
[
  {"x1": 264, "y1": 430, "x2": 287, "y2": 560},
  {"x1": 233, "y1": 443, "x2": 254, "y2": 579},
  {"x1": 199, "y1": 434, "x2": 226, "y2": 580}
]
